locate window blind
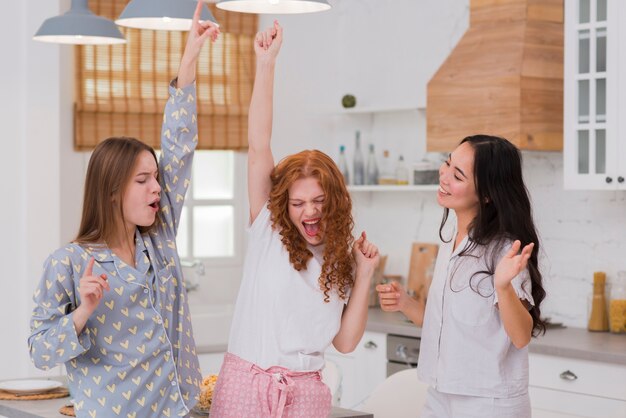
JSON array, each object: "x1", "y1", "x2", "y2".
[{"x1": 75, "y1": 0, "x2": 257, "y2": 150}]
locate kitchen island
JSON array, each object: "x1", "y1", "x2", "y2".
[{"x1": 0, "y1": 398, "x2": 372, "y2": 418}]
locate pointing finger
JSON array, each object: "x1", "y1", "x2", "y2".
[
  {"x1": 85, "y1": 257, "x2": 95, "y2": 277},
  {"x1": 192, "y1": 1, "x2": 203, "y2": 27}
]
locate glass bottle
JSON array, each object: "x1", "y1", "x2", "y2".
[
  {"x1": 395, "y1": 154, "x2": 409, "y2": 185},
  {"x1": 353, "y1": 131, "x2": 365, "y2": 186},
  {"x1": 378, "y1": 150, "x2": 395, "y2": 185},
  {"x1": 609, "y1": 271, "x2": 626, "y2": 334},
  {"x1": 338, "y1": 145, "x2": 350, "y2": 185},
  {"x1": 588, "y1": 271, "x2": 609, "y2": 332},
  {"x1": 366, "y1": 144, "x2": 379, "y2": 185}
]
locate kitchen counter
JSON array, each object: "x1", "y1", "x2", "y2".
[
  {"x1": 366, "y1": 307, "x2": 626, "y2": 365},
  {"x1": 365, "y1": 307, "x2": 421, "y2": 338},
  {"x1": 0, "y1": 398, "x2": 372, "y2": 418},
  {"x1": 196, "y1": 343, "x2": 228, "y2": 354},
  {"x1": 529, "y1": 326, "x2": 626, "y2": 365}
]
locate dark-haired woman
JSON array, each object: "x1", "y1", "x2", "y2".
[
  {"x1": 28, "y1": 4, "x2": 219, "y2": 417},
  {"x1": 377, "y1": 135, "x2": 545, "y2": 418}
]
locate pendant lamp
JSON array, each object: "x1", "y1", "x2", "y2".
[
  {"x1": 117, "y1": 0, "x2": 218, "y2": 31},
  {"x1": 33, "y1": 0, "x2": 126, "y2": 45},
  {"x1": 216, "y1": 0, "x2": 331, "y2": 14}
]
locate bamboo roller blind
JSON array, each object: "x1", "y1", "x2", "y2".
[{"x1": 75, "y1": 1, "x2": 258, "y2": 150}]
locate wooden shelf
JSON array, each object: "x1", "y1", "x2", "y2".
[
  {"x1": 347, "y1": 185, "x2": 438, "y2": 192},
  {"x1": 335, "y1": 105, "x2": 425, "y2": 114}
]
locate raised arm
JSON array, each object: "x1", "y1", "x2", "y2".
[
  {"x1": 158, "y1": 2, "x2": 219, "y2": 235},
  {"x1": 248, "y1": 22, "x2": 283, "y2": 223},
  {"x1": 177, "y1": 1, "x2": 220, "y2": 89}
]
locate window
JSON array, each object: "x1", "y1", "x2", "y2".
[
  {"x1": 72, "y1": 2, "x2": 256, "y2": 266},
  {"x1": 177, "y1": 151, "x2": 246, "y2": 264},
  {"x1": 75, "y1": 1, "x2": 257, "y2": 151}
]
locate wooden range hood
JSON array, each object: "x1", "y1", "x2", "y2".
[{"x1": 427, "y1": 0, "x2": 563, "y2": 152}]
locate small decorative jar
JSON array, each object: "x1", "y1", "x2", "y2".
[
  {"x1": 588, "y1": 272, "x2": 609, "y2": 332},
  {"x1": 609, "y1": 271, "x2": 626, "y2": 334}
]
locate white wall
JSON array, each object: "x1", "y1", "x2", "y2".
[
  {"x1": 3, "y1": 0, "x2": 626, "y2": 379},
  {"x1": 0, "y1": 0, "x2": 29, "y2": 380},
  {"x1": 0, "y1": 0, "x2": 76, "y2": 378},
  {"x1": 525, "y1": 152, "x2": 626, "y2": 326}
]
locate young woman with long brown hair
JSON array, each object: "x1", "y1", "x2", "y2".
[
  {"x1": 210, "y1": 22, "x2": 380, "y2": 418},
  {"x1": 28, "y1": 4, "x2": 219, "y2": 417}
]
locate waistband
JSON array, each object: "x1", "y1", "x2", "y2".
[{"x1": 223, "y1": 352, "x2": 322, "y2": 417}]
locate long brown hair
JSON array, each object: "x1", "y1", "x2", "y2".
[
  {"x1": 74, "y1": 137, "x2": 159, "y2": 246},
  {"x1": 268, "y1": 150, "x2": 355, "y2": 302}
]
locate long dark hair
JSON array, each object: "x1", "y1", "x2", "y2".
[
  {"x1": 439, "y1": 134, "x2": 546, "y2": 336},
  {"x1": 75, "y1": 137, "x2": 160, "y2": 246}
]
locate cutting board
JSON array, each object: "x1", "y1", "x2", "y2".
[
  {"x1": 368, "y1": 255, "x2": 388, "y2": 307},
  {"x1": 406, "y1": 243, "x2": 439, "y2": 302}
]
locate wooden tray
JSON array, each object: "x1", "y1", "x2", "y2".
[{"x1": 0, "y1": 387, "x2": 69, "y2": 401}]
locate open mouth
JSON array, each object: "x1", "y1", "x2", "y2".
[
  {"x1": 149, "y1": 199, "x2": 160, "y2": 211},
  {"x1": 302, "y1": 218, "x2": 321, "y2": 237},
  {"x1": 438, "y1": 186, "x2": 451, "y2": 196}
]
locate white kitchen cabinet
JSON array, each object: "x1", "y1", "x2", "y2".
[
  {"x1": 197, "y1": 352, "x2": 225, "y2": 376},
  {"x1": 325, "y1": 331, "x2": 387, "y2": 409},
  {"x1": 564, "y1": 0, "x2": 626, "y2": 189},
  {"x1": 529, "y1": 353, "x2": 626, "y2": 417}
]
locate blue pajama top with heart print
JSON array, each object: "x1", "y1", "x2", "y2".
[{"x1": 28, "y1": 81, "x2": 202, "y2": 418}]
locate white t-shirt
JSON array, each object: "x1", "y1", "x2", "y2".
[
  {"x1": 227, "y1": 203, "x2": 346, "y2": 371},
  {"x1": 417, "y1": 234, "x2": 535, "y2": 398}
]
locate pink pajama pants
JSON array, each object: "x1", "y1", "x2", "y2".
[{"x1": 210, "y1": 353, "x2": 332, "y2": 418}]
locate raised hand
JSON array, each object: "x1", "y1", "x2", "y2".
[
  {"x1": 352, "y1": 231, "x2": 380, "y2": 277},
  {"x1": 178, "y1": 1, "x2": 221, "y2": 87},
  {"x1": 494, "y1": 240, "x2": 534, "y2": 290},
  {"x1": 254, "y1": 20, "x2": 283, "y2": 63},
  {"x1": 77, "y1": 257, "x2": 110, "y2": 315}
]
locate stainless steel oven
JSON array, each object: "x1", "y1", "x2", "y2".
[{"x1": 386, "y1": 334, "x2": 420, "y2": 377}]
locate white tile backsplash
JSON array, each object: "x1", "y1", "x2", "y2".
[{"x1": 524, "y1": 152, "x2": 626, "y2": 328}]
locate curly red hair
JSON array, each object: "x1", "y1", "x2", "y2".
[{"x1": 268, "y1": 150, "x2": 355, "y2": 302}]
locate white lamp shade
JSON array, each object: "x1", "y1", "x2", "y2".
[
  {"x1": 216, "y1": 0, "x2": 331, "y2": 14},
  {"x1": 33, "y1": 0, "x2": 126, "y2": 45},
  {"x1": 117, "y1": 0, "x2": 218, "y2": 31}
]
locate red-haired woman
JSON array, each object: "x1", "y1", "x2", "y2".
[{"x1": 210, "y1": 22, "x2": 380, "y2": 418}]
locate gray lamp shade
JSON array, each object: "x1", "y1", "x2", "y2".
[
  {"x1": 116, "y1": 0, "x2": 218, "y2": 31},
  {"x1": 216, "y1": 0, "x2": 331, "y2": 14},
  {"x1": 33, "y1": 0, "x2": 126, "y2": 45}
]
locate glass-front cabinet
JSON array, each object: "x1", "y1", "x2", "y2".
[{"x1": 564, "y1": 0, "x2": 626, "y2": 189}]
